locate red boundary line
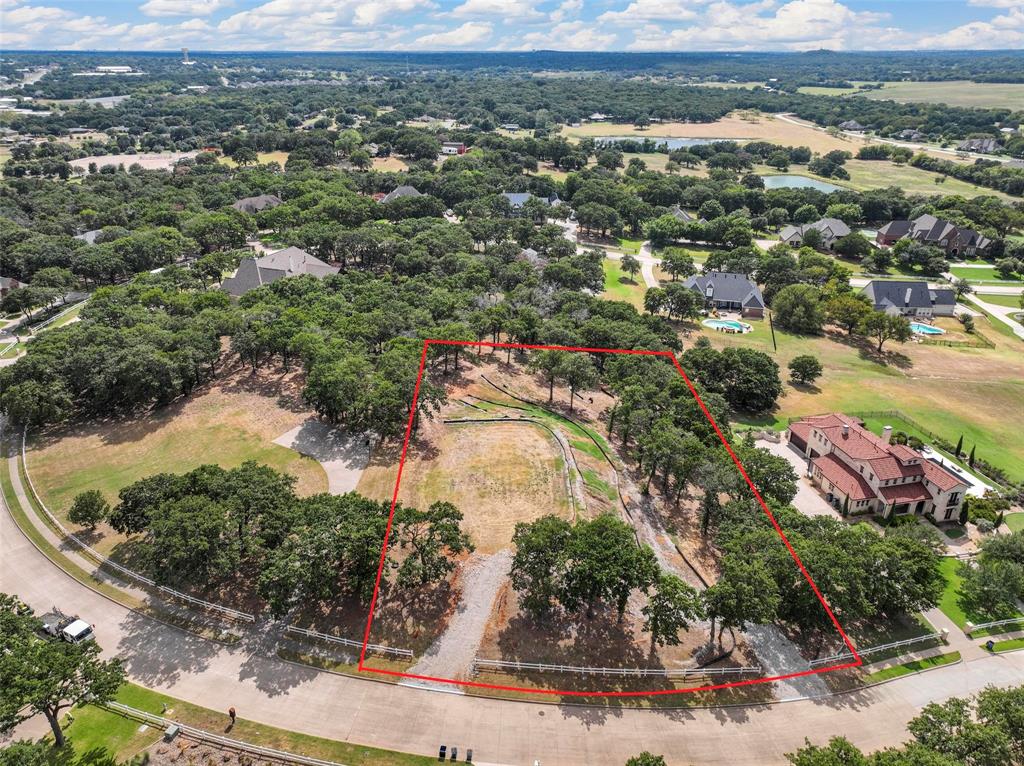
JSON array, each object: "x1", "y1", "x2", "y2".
[{"x1": 358, "y1": 340, "x2": 862, "y2": 697}]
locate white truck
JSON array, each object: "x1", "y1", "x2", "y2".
[{"x1": 39, "y1": 608, "x2": 95, "y2": 644}]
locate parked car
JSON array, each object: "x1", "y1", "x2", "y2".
[{"x1": 39, "y1": 607, "x2": 94, "y2": 644}]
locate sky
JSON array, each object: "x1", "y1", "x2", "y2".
[{"x1": 1, "y1": 0, "x2": 1023, "y2": 52}]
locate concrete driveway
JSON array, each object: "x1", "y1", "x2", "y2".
[{"x1": 756, "y1": 438, "x2": 839, "y2": 519}]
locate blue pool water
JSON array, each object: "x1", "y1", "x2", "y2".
[
  {"x1": 910, "y1": 322, "x2": 946, "y2": 335},
  {"x1": 703, "y1": 319, "x2": 752, "y2": 333}
]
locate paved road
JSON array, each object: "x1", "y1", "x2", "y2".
[{"x1": 5, "y1": 451, "x2": 1024, "y2": 763}]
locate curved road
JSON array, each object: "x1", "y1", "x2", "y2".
[{"x1": 3, "y1": 473, "x2": 1024, "y2": 764}]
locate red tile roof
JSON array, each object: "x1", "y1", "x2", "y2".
[
  {"x1": 879, "y1": 483, "x2": 933, "y2": 504},
  {"x1": 812, "y1": 454, "x2": 876, "y2": 501},
  {"x1": 923, "y1": 460, "x2": 964, "y2": 492}
]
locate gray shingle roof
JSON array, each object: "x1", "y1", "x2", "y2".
[
  {"x1": 220, "y1": 247, "x2": 338, "y2": 297},
  {"x1": 380, "y1": 185, "x2": 422, "y2": 204},
  {"x1": 860, "y1": 279, "x2": 956, "y2": 312},
  {"x1": 232, "y1": 194, "x2": 283, "y2": 214},
  {"x1": 683, "y1": 271, "x2": 764, "y2": 309}
]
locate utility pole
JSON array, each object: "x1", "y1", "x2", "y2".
[{"x1": 768, "y1": 309, "x2": 778, "y2": 352}]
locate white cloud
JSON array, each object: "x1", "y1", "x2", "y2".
[
  {"x1": 628, "y1": 0, "x2": 892, "y2": 51},
  {"x1": 139, "y1": 0, "x2": 231, "y2": 17},
  {"x1": 549, "y1": 0, "x2": 581, "y2": 22},
  {"x1": 415, "y1": 20, "x2": 492, "y2": 46},
  {"x1": 599, "y1": 0, "x2": 702, "y2": 24},
  {"x1": 918, "y1": 7, "x2": 1024, "y2": 49},
  {"x1": 451, "y1": 0, "x2": 541, "y2": 18},
  {"x1": 968, "y1": 0, "x2": 1024, "y2": 8},
  {"x1": 505, "y1": 20, "x2": 616, "y2": 50}
]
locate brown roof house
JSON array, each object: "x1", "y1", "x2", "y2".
[
  {"x1": 787, "y1": 414, "x2": 968, "y2": 521},
  {"x1": 220, "y1": 247, "x2": 338, "y2": 297},
  {"x1": 876, "y1": 214, "x2": 991, "y2": 257}
]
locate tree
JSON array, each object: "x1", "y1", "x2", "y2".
[
  {"x1": 704, "y1": 556, "x2": 779, "y2": 647},
  {"x1": 528, "y1": 349, "x2": 569, "y2": 402},
  {"x1": 557, "y1": 354, "x2": 598, "y2": 412},
  {"x1": 832, "y1": 233, "x2": 871, "y2": 260},
  {"x1": 509, "y1": 515, "x2": 572, "y2": 617},
  {"x1": 643, "y1": 286, "x2": 667, "y2": 316},
  {"x1": 772, "y1": 284, "x2": 826, "y2": 334},
  {"x1": 969, "y1": 445, "x2": 976, "y2": 467},
  {"x1": 67, "y1": 490, "x2": 109, "y2": 529},
  {"x1": 858, "y1": 311, "x2": 912, "y2": 353},
  {"x1": 621, "y1": 254, "x2": 641, "y2": 283},
  {"x1": 909, "y1": 697, "x2": 1014, "y2": 766},
  {"x1": 625, "y1": 754, "x2": 667, "y2": 766},
  {"x1": 0, "y1": 594, "x2": 125, "y2": 748},
  {"x1": 955, "y1": 435, "x2": 963, "y2": 458},
  {"x1": 395, "y1": 501, "x2": 474, "y2": 586},
  {"x1": 788, "y1": 355, "x2": 823, "y2": 385},
  {"x1": 786, "y1": 737, "x2": 870, "y2": 766},
  {"x1": 661, "y1": 249, "x2": 696, "y2": 281},
  {"x1": 826, "y1": 294, "x2": 871, "y2": 335},
  {"x1": 642, "y1": 573, "x2": 704, "y2": 654}
]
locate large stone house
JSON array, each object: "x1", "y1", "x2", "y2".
[
  {"x1": 860, "y1": 279, "x2": 957, "y2": 317},
  {"x1": 232, "y1": 194, "x2": 283, "y2": 215},
  {"x1": 787, "y1": 414, "x2": 968, "y2": 521},
  {"x1": 682, "y1": 271, "x2": 765, "y2": 318},
  {"x1": 875, "y1": 214, "x2": 992, "y2": 257},
  {"x1": 220, "y1": 247, "x2": 338, "y2": 297},
  {"x1": 779, "y1": 217, "x2": 851, "y2": 251}
]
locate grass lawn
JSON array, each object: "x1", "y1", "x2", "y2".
[
  {"x1": 852, "y1": 80, "x2": 1024, "y2": 111},
  {"x1": 616, "y1": 237, "x2": 645, "y2": 255},
  {"x1": 1006, "y1": 513, "x2": 1024, "y2": 533},
  {"x1": 950, "y1": 266, "x2": 1023, "y2": 284},
  {"x1": 985, "y1": 638, "x2": 1024, "y2": 653},
  {"x1": 57, "y1": 683, "x2": 433, "y2": 765},
  {"x1": 601, "y1": 257, "x2": 647, "y2": 309},
  {"x1": 964, "y1": 298, "x2": 1024, "y2": 346},
  {"x1": 936, "y1": 558, "x2": 1023, "y2": 632},
  {"x1": 865, "y1": 651, "x2": 960, "y2": 683},
  {"x1": 711, "y1": 312, "x2": 1024, "y2": 482},
  {"x1": 976, "y1": 293, "x2": 1023, "y2": 309},
  {"x1": 27, "y1": 366, "x2": 327, "y2": 556}
]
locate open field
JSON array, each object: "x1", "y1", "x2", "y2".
[
  {"x1": 977, "y1": 293, "x2": 1023, "y2": 309},
  {"x1": 561, "y1": 113, "x2": 873, "y2": 155},
  {"x1": 678, "y1": 312, "x2": 1024, "y2": 482},
  {"x1": 26, "y1": 363, "x2": 328, "y2": 555},
  {"x1": 602, "y1": 258, "x2": 647, "y2": 309},
  {"x1": 950, "y1": 265, "x2": 1023, "y2": 284},
  {"x1": 358, "y1": 417, "x2": 571, "y2": 554},
  {"x1": 220, "y1": 150, "x2": 291, "y2": 167},
  {"x1": 851, "y1": 80, "x2": 1024, "y2": 110}
]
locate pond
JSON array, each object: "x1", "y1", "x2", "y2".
[
  {"x1": 595, "y1": 136, "x2": 733, "y2": 150},
  {"x1": 761, "y1": 174, "x2": 844, "y2": 192}
]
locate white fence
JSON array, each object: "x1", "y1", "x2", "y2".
[
  {"x1": 966, "y1": 617, "x2": 1024, "y2": 637},
  {"x1": 102, "y1": 702, "x2": 346, "y2": 766},
  {"x1": 19, "y1": 430, "x2": 255, "y2": 624},
  {"x1": 809, "y1": 632, "x2": 944, "y2": 668},
  {"x1": 470, "y1": 658, "x2": 761, "y2": 680},
  {"x1": 285, "y1": 625, "x2": 413, "y2": 659}
]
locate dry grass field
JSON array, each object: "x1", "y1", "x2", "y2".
[
  {"x1": 357, "y1": 417, "x2": 571, "y2": 554},
  {"x1": 27, "y1": 362, "x2": 328, "y2": 556}
]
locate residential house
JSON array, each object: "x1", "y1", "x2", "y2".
[
  {"x1": 379, "y1": 185, "x2": 423, "y2": 204},
  {"x1": 669, "y1": 204, "x2": 694, "y2": 223},
  {"x1": 957, "y1": 137, "x2": 1000, "y2": 154},
  {"x1": 787, "y1": 414, "x2": 968, "y2": 521},
  {"x1": 875, "y1": 214, "x2": 991, "y2": 257},
  {"x1": 441, "y1": 141, "x2": 466, "y2": 156},
  {"x1": 860, "y1": 279, "x2": 957, "y2": 317},
  {"x1": 73, "y1": 229, "x2": 103, "y2": 245},
  {"x1": 499, "y1": 123, "x2": 520, "y2": 131},
  {"x1": 501, "y1": 192, "x2": 561, "y2": 217},
  {"x1": 779, "y1": 218, "x2": 851, "y2": 251},
  {"x1": 588, "y1": 112, "x2": 610, "y2": 122},
  {"x1": 220, "y1": 247, "x2": 339, "y2": 297},
  {"x1": 517, "y1": 247, "x2": 546, "y2": 269},
  {"x1": 231, "y1": 194, "x2": 283, "y2": 215},
  {"x1": 682, "y1": 271, "x2": 765, "y2": 318},
  {"x1": 896, "y1": 129, "x2": 925, "y2": 141},
  {"x1": 838, "y1": 120, "x2": 866, "y2": 132},
  {"x1": 1, "y1": 276, "x2": 22, "y2": 298}
]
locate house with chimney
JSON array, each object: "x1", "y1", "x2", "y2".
[
  {"x1": 787, "y1": 414, "x2": 968, "y2": 521},
  {"x1": 876, "y1": 214, "x2": 992, "y2": 257},
  {"x1": 220, "y1": 247, "x2": 338, "y2": 297},
  {"x1": 682, "y1": 271, "x2": 765, "y2": 318},
  {"x1": 779, "y1": 217, "x2": 851, "y2": 251},
  {"x1": 860, "y1": 279, "x2": 957, "y2": 317}
]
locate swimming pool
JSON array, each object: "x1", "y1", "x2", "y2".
[
  {"x1": 910, "y1": 322, "x2": 946, "y2": 335},
  {"x1": 703, "y1": 318, "x2": 753, "y2": 333}
]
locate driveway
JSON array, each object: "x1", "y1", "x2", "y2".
[
  {"x1": 756, "y1": 438, "x2": 838, "y2": 519},
  {"x1": 273, "y1": 419, "x2": 369, "y2": 494}
]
